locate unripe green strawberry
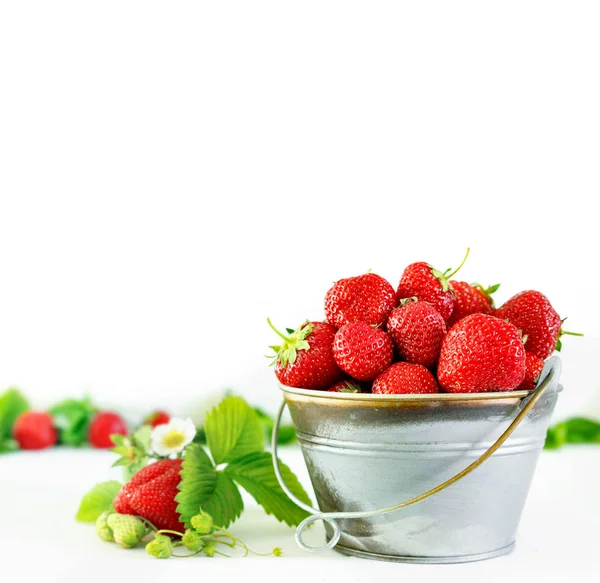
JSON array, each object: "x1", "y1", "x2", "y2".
[
  {"x1": 203, "y1": 541, "x2": 216, "y2": 557},
  {"x1": 95, "y1": 510, "x2": 115, "y2": 542},
  {"x1": 182, "y1": 529, "x2": 205, "y2": 552},
  {"x1": 106, "y1": 513, "x2": 147, "y2": 548},
  {"x1": 146, "y1": 534, "x2": 173, "y2": 559},
  {"x1": 190, "y1": 511, "x2": 213, "y2": 535}
]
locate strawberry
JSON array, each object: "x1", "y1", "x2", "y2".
[
  {"x1": 12, "y1": 411, "x2": 57, "y2": 450},
  {"x1": 144, "y1": 411, "x2": 170, "y2": 428},
  {"x1": 268, "y1": 319, "x2": 342, "y2": 390},
  {"x1": 437, "y1": 313, "x2": 526, "y2": 393},
  {"x1": 114, "y1": 458, "x2": 185, "y2": 532},
  {"x1": 325, "y1": 273, "x2": 395, "y2": 329},
  {"x1": 395, "y1": 249, "x2": 470, "y2": 320},
  {"x1": 106, "y1": 514, "x2": 147, "y2": 548},
  {"x1": 332, "y1": 322, "x2": 393, "y2": 381},
  {"x1": 517, "y1": 352, "x2": 545, "y2": 391},
  {"x1": 386, "y1": 299, "x2": 446, "y2": 369},
  {"x1": 373, "y1": 362, "x2": 439, "y2": 394},
  {"x1": 446, "y1": 282, "x2": 498, "y2": 328},
  {"x1": 327, "y1": 380, "x2": 362, "y2": 393},
  {"x1": 88, "y1": 412, "x2": 128, "y2": 448},
  {"x1": 494, "y1": 291, "x2": 561, "y2": 359}
]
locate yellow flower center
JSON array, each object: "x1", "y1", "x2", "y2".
[{"x1": 162, "y1": 430, "x2": 185, "y2": 449}]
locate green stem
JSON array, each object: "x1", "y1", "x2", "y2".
[
  {"x1": 267, "y1": 318, "x2": 290, "y2": 342},
  {"x1": 444, "y1": 248, "x2": 470, "y2": 279},
  {"x1": 156, "y1": 529, "x2": 185, "y2": 538},
  {"x1": 562, "y1": 331, "x2": 584, "y2": 337}
]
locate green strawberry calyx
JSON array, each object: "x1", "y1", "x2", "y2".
[
  {"x1": 472, "y1": 282, "x2": 501, "y2": 308},
  {"x1": 429, "y1": 248, "x2": 470, "y2": 293},
  {"x1": 267, "y1": 318, "x2": 313, "y2": 367},
  {"x1": 338, "y1": 381, "x2": 361, "y2": 394}
]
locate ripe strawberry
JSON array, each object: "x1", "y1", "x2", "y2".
[
  {"x1": 517, "y1": 352, "x2": 545, "y2": 391},
  {"x1": 495, "y1": 291, "x2": 561, "y2": 359},
  {"x1": 437, "y1": 313, "x2": 526, "y2": 393},
  {"x1": 12, "y1": 411, "x2": 57, "y2": 450},
  {"x1": 446, "y1": 282, "x2": 498, "y2": 328},
  {"x1": 144, "y1": 410, "x2": 170, "y2": 428},
  {"x1": 332, "y1": 322, "x2": 393, "y2": 381},
  {"x1": 325, "y1": 273, "x2": 395, "y2": 329},
  {"x1": 386, "y1": 299, "x2": 446, "y2": 369},
  {"x1": 373, "y1": 362, "x2": 439, "y2": 394},
  {"x1": 327, "y1": 380, "x2": 362, "y2": 393},
  {"x1": 268, "y1": 319, "x2": 342, "y2": 390},
  {"x1": 114, "y1": 458, "x2": 185, "y2": 533},
  {"x1": 88, "y1": 412, "x2": 128, "y2": 448},
  {"x1": 395, "y1": 249, "x2": 470, "y2": 320}
]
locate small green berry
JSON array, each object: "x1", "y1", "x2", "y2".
[
  {"x1": 146, "y1": 534, "x2": 172, "y2": 559},
  {"x1": 273, "y1": 546, "x2": 283, "y2": 557},
  {"x1": 190, "y1": 510, "x2": 213, "y2": 535},
  {"x1": 95, "y1": 510, "x2": 115, "y2": 542},
  {"x1": 106, "y1": 514, "x2": 147, "y2": 549},
  {"x1": 203, "y1": 541, "x2": 216, "y2": 557},
  {"x1": 182, "y1": 529, "x2": 205, "y2": 552}
]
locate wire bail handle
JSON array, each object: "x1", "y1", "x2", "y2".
[{"x1": 271, "y1": 355, "x2": 561, "y2": 554}]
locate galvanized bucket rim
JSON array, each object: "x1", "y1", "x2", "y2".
[{"x1": 280, "y1": 384, "x2": 532, "y2": 403}]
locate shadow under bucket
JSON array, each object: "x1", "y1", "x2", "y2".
[{"x1": 272, "y1": 356, "x2": 562, "y2": 564}]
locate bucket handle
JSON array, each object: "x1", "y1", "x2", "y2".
[{"x1": 271, "y1": 355, "x2": 561, "y2": 554}]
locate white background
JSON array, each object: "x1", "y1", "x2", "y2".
[{"x1": 1, "y1": 1, "x2": 599, "y2": 422}]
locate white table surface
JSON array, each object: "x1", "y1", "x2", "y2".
[{"x1": 1, "y1": 446, "x2": 598, "y2": 582}]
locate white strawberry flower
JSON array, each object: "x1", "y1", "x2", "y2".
[{"x1": 150, "y1": 417, "x2": 196, "y2": 457}]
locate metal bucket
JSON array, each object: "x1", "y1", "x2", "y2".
[{"x1": 272, "y1": 356, "x2": 562, "y2": 564}]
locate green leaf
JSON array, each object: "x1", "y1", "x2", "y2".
[
  {"x1": 175, "y1": 443, "x2": 243, "y2": 529},
  {"x1": 48, "y1": 396, "x2": 96, "y2": 447},
  {"x1": 225, "y1": 452, "x2": 311, "y2": 527},
  {"x1": 76, "y1": 481, "x2": 122, "y2": 522},
  {"x1": 204, "y1": 396, "x2": 264, "y2": 465},
  {"x1": 555, "y1": 337, "x2": 563, "y2": 352},
  {"x1": 132, "y1": 425, "x2": 152, "y2": 450},
  {"x1": 253, "y1": 407, "x2": 296, "y2": 445},
  {"x1": 0, "y1": 388, "x2": 30, "y2": 440},
  {"x1": 0, "y1": 438, "x2": 19, "y2": 454},
  {"x1": 545, "y1": 417, "x2": 600, "y2": 450}
]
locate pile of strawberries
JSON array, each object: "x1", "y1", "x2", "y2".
[{"x1": 269, "y1": 250, "x2": 575, "y2": 395}]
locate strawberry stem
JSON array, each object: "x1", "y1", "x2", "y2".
[
  {"x1": 562, "y1": 331, "x2": 584, "y2": 337},
  {"x1": 267, "y1": 318, "x2": 290, "y2": 342},
  {"x1": 444, "y1": 248, "x2": 470, "y2": 279}
]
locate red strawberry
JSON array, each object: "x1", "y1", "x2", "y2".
[
  {"x1": 12, "y1": 411, "x2": 57, "y2": 450},
  {"x1": 144, "y1": 410, "x2": 170, "y2": 428},
  {"x1": 373, "y1": 362, "x2": 439, "y2": 394},
  {"x1": 446, "y1": 282, "x2": 498, "y2": 328},
  {"x1": 517, "y1": 352, "x2": 545, "y2": 391},
  {"x1": 495, "y1": 291, "x2": 561, "y2": 359},
  {"x1": 395, "y1": 249, "x2": 470, "y2": 320},
  {"x1": 268, "y1": 319, "x2": 342, "y2": 390},
  {"x1": 437, "y1": 313, "x2": 526, "y2": 393},
  {"x1": 327, "y1": 380, "x2": 362, "y2": 393},
  {"x1": 325, "y1": 273, "x2": 395, "y2": 329},
  {"x1": 114, "y1": 459, "x2": 184, "y2": 532},
  {"x1": 386, "y1": 299, "x2": 446, "y2": 369},
  {"x1": 332, "y1": 322, "x2": 393, "y2": 381},
  {"x1": 88, "y1": 412, "x2": 128, "y2": 448}
]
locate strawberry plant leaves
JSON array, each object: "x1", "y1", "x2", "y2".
[
  {"x1": 204, "y1": 396, "x2": 264, "y2": 465},
  {"x1": 254, "y1": 407, "x2": 297, "y2": 445},
  {"x1": 545, "y1": 417, "x2": 600, "y2": 450},
  {"x1": 49, "y1": 396, "x2": 96, "y2": 446},
  {"x1": 0, "y1": 388, "x2": 30, "y2": 441},
  {"x1": 175, "y1": 443, "x2": 244, "y2": 528},
  {"x1": 76, "y1": 481, "x2": 122, "y2": 522},
  {"x1": 225, "y1": 452, "x2": 311, "y2": 527}
]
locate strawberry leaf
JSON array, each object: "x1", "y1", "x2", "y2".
[
  {"x1": 49, "y1": 396, "x2": 96, "y2": 446},
  {"x1": 0, "y1": 388, "x2": 30, "y2": 441},
  {"x1": 175, "y1": 443, "x2": 243, "y2": 528},
  {"x1": 76, "y1": 481, "x2": 122, "y2": 522},
  {"x1": 225, "y1": 452, "x2": 311, "y2": 527},
  {"x1": 204, "y1": 396, "x2": 264, "y2": 465}
]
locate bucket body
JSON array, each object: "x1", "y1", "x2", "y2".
[{"x1": 284, "y1": 385, "x2": 560, "y2": 563}]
